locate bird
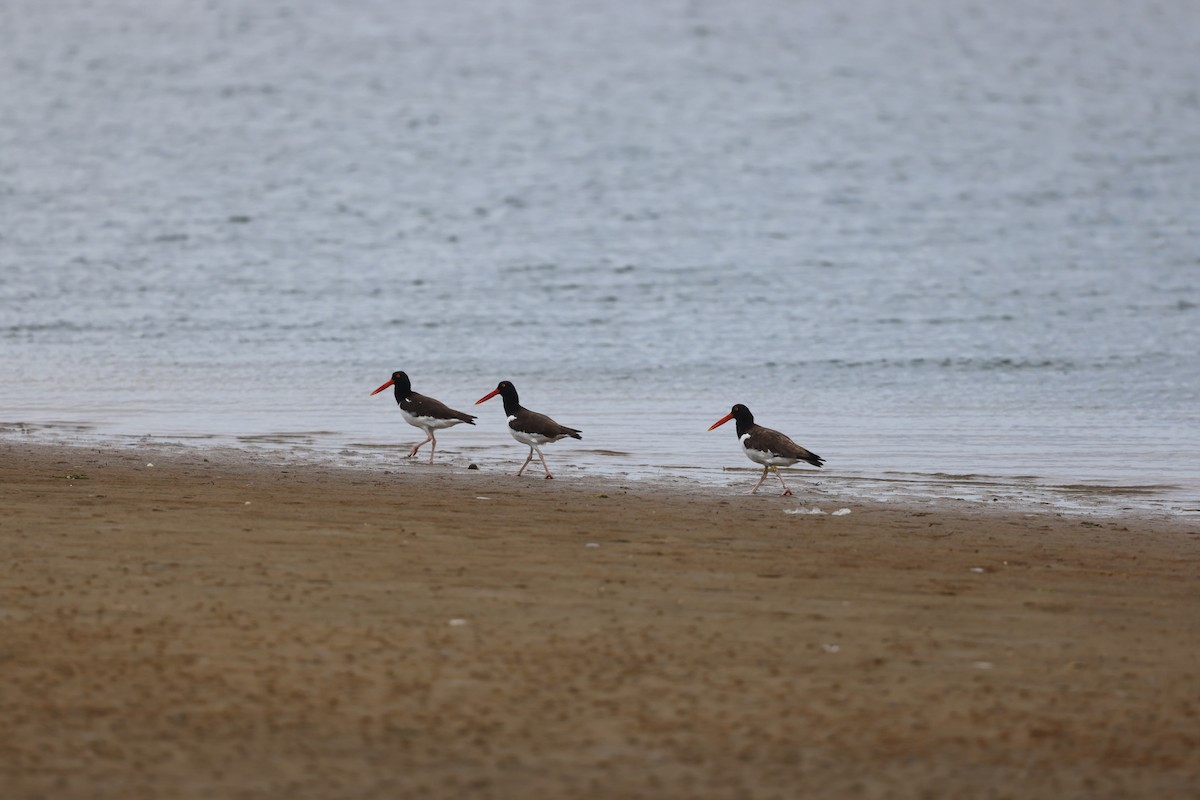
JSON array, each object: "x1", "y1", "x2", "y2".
[
  {"x1": 475, "y1": 380, "x2": 581, "y2": 479},
  {"x1": 708, "y1": 404, "x2": 824, "y2": 496},
  {"x1": 370, "y1": 371, "x2": 476, "y2": 464}
]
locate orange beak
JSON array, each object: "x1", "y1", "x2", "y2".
[
  {"x1": 708, "y1": 412, "x2": 734, "y2": 431},
  {"x1": 475, "y1": 388, "x2": 500, "y2": 405},
  {"x1": 369, "y1": 379, "x2": 394, "y2": 396}
]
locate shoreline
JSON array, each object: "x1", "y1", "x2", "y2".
[
  {"x1": 2, "y1": 439, "x2": 1198, "y2": 798},
  {"x1": 3, "y1": 426, "x2": 1196, "y2": 523}
]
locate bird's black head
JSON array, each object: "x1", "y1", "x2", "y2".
[
  {"x1": 475, "y1": 380, "x2": 520, "y2": 413},
  {"x1": 708, "y1": 403, "x2": 755, "y2": 434},
  {"x1": 369, "y1": 370, "x2": 412, "y2": 400}
]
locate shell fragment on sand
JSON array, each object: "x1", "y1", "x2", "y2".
[{"x1": 783, "y1": 507, "x2": 852, "y2": 516}]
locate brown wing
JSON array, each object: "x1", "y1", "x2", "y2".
[
  {"x1": 746, "y1": 425, "x2": 823, "y2": 467},
  {"x1": 402, "y1": 392, "x2": 477, "y2": 424},
  {"x1": 511, "y1": 408, "x2": 582, "y2": 440}
]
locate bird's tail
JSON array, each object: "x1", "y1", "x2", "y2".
[{"x1": 804, "y1": 451, "x2": 824, "y2": 468}]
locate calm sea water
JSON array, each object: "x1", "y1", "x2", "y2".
[{"x1": 3, "y1": 0, "x2": 1198, "y2": 514}]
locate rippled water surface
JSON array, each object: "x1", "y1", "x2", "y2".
[{"x1": 3, "y1": 0, "x2": 1198, "y2": 513}]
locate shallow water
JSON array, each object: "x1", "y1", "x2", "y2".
[{"x1": 3, "y1": 0, "x2": 1198, "y2": 515}]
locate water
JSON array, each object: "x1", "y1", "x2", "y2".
[{"x1": 3, "y1": 0, "x2": 1198, "y2": 515}]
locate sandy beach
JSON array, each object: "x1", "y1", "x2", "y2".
[{"x1": 1, "y1": 440, "x2": 1197, "y2": 799}]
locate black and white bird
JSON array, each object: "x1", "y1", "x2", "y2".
[
  {"x1": 475, "y1": 380, "x2": 581, "y2": 479},
  {"x1": 708, "y1": 404, "x2": 824, "y2": 496},
  {"x1": 370, "y1": 371, "x2": 476, "y2": 463}
]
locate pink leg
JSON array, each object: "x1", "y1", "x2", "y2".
[
  {"x1": 750, "y1": 466, "x2": 769, "y2": 494},
  {"x1": 427, "y1": 431, "x2": 437, "y2": 464},
  {"x1": 406, "y1": 431, "x2": 433, "y2": 459},
  {"x1": 774, "y1": 467, "x2": 793, "y2": 496},
  {"x1": 515, "y1": 447, "x2": 535, "y2": 477},
  {"x1": 535, "y1": 446, "x2": 553, "y2": 479}
]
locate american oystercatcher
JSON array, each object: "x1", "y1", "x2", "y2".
[
  {"x1": 475, "y1": 380, "x2": 582, "y2": 479},
  {"x1": 709, "y1": 404, "x2": 824, "y2": 496},
  {"x1": 370, "y1": 371, "x2": 476, "y2": 463}
]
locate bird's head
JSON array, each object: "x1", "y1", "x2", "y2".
[
  {"x1": 708, "y1": 403, "x2": 754, "y2": 431},
  {"x1": 370, "y1": 370, "x2": 411, "y2": 397}
]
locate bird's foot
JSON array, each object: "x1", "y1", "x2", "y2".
[
  {"x1": 544, "y1": 474, "x2": 554, "y2": 480},
  {"x1": 781, "y1": 489, "x2": 793, "y2": 497}
]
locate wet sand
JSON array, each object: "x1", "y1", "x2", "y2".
[{"x1": 1, "y1": 440, "x2": 1197, "y2": 799}]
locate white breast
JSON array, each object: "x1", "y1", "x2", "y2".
[
  {"x1": 401, "y1": 409, "x2": 466, "y2": 431},
  {"x1": 741, "y1": 434, "x2": 800, "y2": 467},
  {"x1": 509, "y1": 426, "x2": 554, "y2": 447}
]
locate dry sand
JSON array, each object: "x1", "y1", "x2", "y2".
[{"x1": 1, "y1": 440, "x2": 1197, "y2": 799}]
